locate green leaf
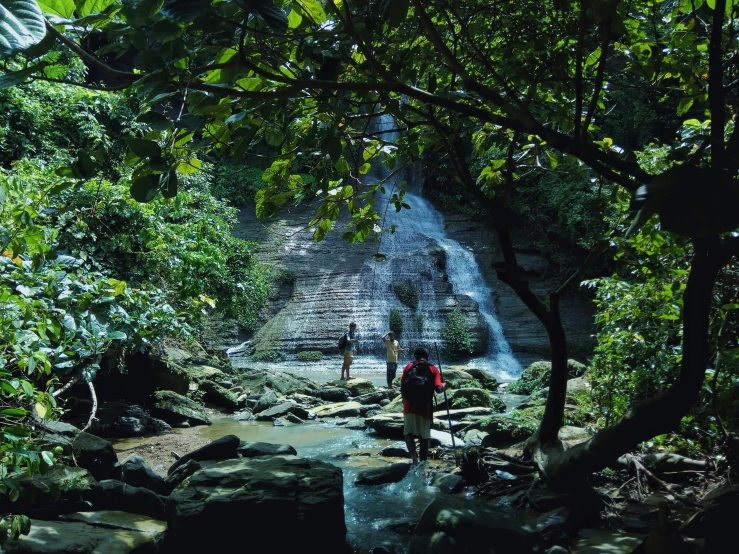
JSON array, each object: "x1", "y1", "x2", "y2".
[
  {"x1": 160, "y1": 169, "x2": 178, "y2": 199},
  {"x1": 161, "y1": 0, "x2": 211, "y2": 22},
  {"x1": 299, "y1": 0, "x2": 325, "y2": 24},
  {"x1": 34, "y1": 402, "x2": 47, "y2": 419},
  {"x1": 106, "y1": 331, "x2": 127, "y2": 340},
  {"x1": 137, "y1": 111, "x2": 171, "y2": 131},
  {"x1": 324, "y1": 135, "x2": 342, "y2": 163},
  {"x1": 126, "y1": 137, "x2": 162, "y2": 158},
  {"x1": 130, "y1": 174, "x2": 161, "y2": 202},
  {"x1": 358, "y1": 162, "x2": 371, "y2": 175},
  {"x1": 0, "y1": 0, "x2": 47, "y2": 60},
  {"x1": 0, "y1": 408, "x2": 27, "y2": 417},
  {"x1": 0, "y1": 64, "x2": 41, "y2": 89},
  {"x1": 287, "y1": 3, "x2": 301, "y2": 28},
  {"x1": 76, "y1": 0, "x2": 116, "y2": 17},
  {"x1": 37, "y1": 0, "x2": 75, "y2": 18},
  {"x1": 246, "y1": 0, "x2": 289, "y2": 34}
]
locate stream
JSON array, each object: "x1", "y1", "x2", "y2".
[{"x1": 114, "y1": 417, "x2": 449, "y2": 553}]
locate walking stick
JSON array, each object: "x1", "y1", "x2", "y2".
[{"x1": 434, "y1": 342, "x2": 458, "y2": 454}]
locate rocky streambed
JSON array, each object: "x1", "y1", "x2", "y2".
[{"x1": 9, "y1": 346, "x2": 713, "y2": 553}]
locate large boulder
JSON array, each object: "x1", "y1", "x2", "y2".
[
  {"x1": 255, "y1": 401, "x2": 299, "y2": 421},
  {"x1": 237, "y1": 441, "x2": 297, "y2": 458},
  {"x1": 313, "y1": 401, "x2": 362, "y2": 418},
  {"x1": 355, "y1": 389, "x2": 400, "y2": 405},
  {"x1": 532, "y1": 376, "x2": 592, "y2": 402},
  {"x1": 119, "y1": 455, "x2": 167, "y2": 495},
  {"x1": 383, "y1": 395, "x2": 404, "y2": 413},
  {"x1": 166, "y1": 456, "x2": 346, "y2": 551},
  {"x1": 1, "y1": 512, "x2": 167, "y2": 553},
  {"x1": 464, "y1": 368, "x2": 500, "y2": 392},
  {"x1": 88, "y1": 480, "x2": 166, "y2": 520},
  {"x1": 309, "y1": 387, "x2": 352, "y2": 402},
  {"x1": 151, "y1": 391, "x2": 211, "y2": 427},
  {"x1": 438, "y1": 369, "x2": 477, "y2": 389},
  {"x1": 40, "y1": 432, "x2": 119, "y2": 482},
  {"x1": 326, "y1": 378, "x2": 375, "y2": 396},
  {"x1": 355, "y1": 463, "x2": 411, "y2": 486},
  {"x1": 199, "y1": 380, "x2": 239, "y2": 411},
  {"x1": 168, "y1": 434, "x2": 241, "y2": 475},
  {"x1": 239, "y1": 369, "x2": 319, "y2": 396},
  {"x1": 365, "y1": 414, "x2": 405, "y2": 439},
  {"x1": 444, "y1": 388, "x2": 505, "y2": 411},
  {"x1": 89, "y1": 401, "x2": 170, "y2": 438},
  {"x1": 507, "y1": 359, "x2": 587, "y2": 395},
  {"x1": 481, "y1": 415, "x2": 538, "y2": 448},
  {"x1": 408, "y1": 497, "x2": 536, "y2": 554},
  {"x1": 163, "y1": 460, "x2": 202, "y2": 495},
  {"x1": 253, "y1": 390, "x2": 281, "y2": 413}
]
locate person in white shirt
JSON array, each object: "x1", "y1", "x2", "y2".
[{"x1": 381, "y1": 331, "x2": 405, "y2": 389}]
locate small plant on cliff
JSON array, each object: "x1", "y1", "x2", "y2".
[
  {"x1": 441, "y1": 308, "x2": 474, "y2": 359},
  {"x1": 296, "y1": 351, "x2": 323, "y2": 362},
  {"x1": 416, "y1": 314, "x2": 425, "y2": 334},
  {"x1": 393, "y1": 282, "x2": 419, "y2": 310},
  {"x1": 389, "y1": 310, "x2": 403, "y2": 336}
]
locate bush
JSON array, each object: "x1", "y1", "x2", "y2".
[
  {"x1": 389, "y1": 309, "x2": 403, "y2": 336},
  {"x1": 252, "y1": 350, "x2": 287, "y2": 362},
  {"x1": 296, "y1": 351, "x2": 323, "y2": 362},
  {"x1": 441, "y1": 307, "x2": 473, "y2": 359},
  {"x1": 393, "y1": 282, "x2": 419, "y2": 310},
  {"x1": 416, "y1": 314, "x2": 424, "y2": 334}
]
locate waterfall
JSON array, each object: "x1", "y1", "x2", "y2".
[{"x1": 355, "y1": 114, "x2": 523, "y2": 378}]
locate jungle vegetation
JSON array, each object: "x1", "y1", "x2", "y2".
[{"x1": 1, "y1": 0, "x2": 739, "y2": 523}]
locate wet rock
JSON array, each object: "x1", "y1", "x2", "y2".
[
  {"x1": 464, "y1": 368, "x2": 500, "y2": 392},
  {"x1": 310, "y1": 387, "x2": 352, "y2": 402},
  {"x1": 344, "y1": 418, "x2": 367, "y2": 430},
  {"x1": 88, "y1": 480, "x2": 166, "y2": 520},
  {"x1": 233, "y1": 409, "x2": 256, "y2": 421},
  {"x1": 375, "y1": 517, "x2": 419, "y2": 535},
  {"x1": 380, "y1": 399, "x2": 391, "y2": 406},
  {"x1": 464, "y1": 429, "x2": 489, "y2": 446},
  {"x1": 253, "y1": 390, "x2": 280, "y2": 413},
  {"x1": 166, "y1": 456, "x2": 346, "y2": 551},
  {"x1": 533, "y1": 376, "x2": 592, "y2": 401},
  {"x1": 326, "y1": 378, "x2": 375, "y2": 396},
  {"x1": 273, "y1": 417, "x2": 295, "y2": 426},
  {"x1": 0, "y1": 466, "x2": 97, "y2": 517},
  {"x1": 120, "y1": 454, "x2": 167, "y2": 495},
  {"x1": 365, "y1": 414, "x2": 405, "y2": 438},
  {"x1": 383, "y1": 395, "x2": 404, "y2": 413},
  {"x1": 313, "y1": 401, "x2": 362, "y2": 418},
  {"x1": 1, "y1": 512, "x2": 167, "y2": 553},
  {"x1": 237, "y1": 441, "x2": 297, "y2": 458},
  {"x1": 163, "y1": 459, "x2": 202, "y2": 494},
  {"x1": 239, "y1": 369, "x2": 320, "y2": 396},
  {"x1": 285, "y1": 413, "x2": 305, "y2": 424},
  {"x1": 199, "y1": 380, "x2": 239, "y2": 411},
  {"x1": 430, "y1": 473, "x2": 464, "y2": 494},
  {"x1": 355, "y1": 389, "x2": 400, "y2": 405},
  {"x1": 47, "y1": 432, "x2": 119, "y2": 482},
  {"x1": 89, "y1": 400, "x2": 170, "y2": 438},
  {"x1": 37, "y1": 420, "x2": 79, "y2": 437},
  {"x1": 444, "y1": 388, "x2": 506, "y2": 411},
  {"x1": 360, "y1": 403, "x2": 386, "y2": 417},
  {"x1": 168, "y1": 434, "x2": 240, "y2": 474},
  {"x1": 355, "y1": 463, "x2": 411, "y2": 486},
  {"x1": 380, "y1": 442, "x2": 410, "y2": 458},
  {"x1": 409, "y1": 496, "x2": 535, "y2": 553},
  {"x1": 256, "y1": 401, "x2": 298, "y2": 421},
  {"x1": 429, "y1": 429, "x2": 457, "y2": 448},
  {"x1": 151, "y1": 391, "x2": 211, "y2": 427},
  {"x1": 439, "y1": 369, "x2": 477, "y2": 388}
]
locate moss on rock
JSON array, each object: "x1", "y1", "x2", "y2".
[{"x1": 507, "y1": 359, "x2": 587, "y2": 395}]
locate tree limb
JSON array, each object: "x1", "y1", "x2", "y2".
[
  {"x1": 709, "y1": 0, "x2": 727, "y2": 167},
  {"x1": 80, "y1": 381, "x2": 98, "y2": 433}
]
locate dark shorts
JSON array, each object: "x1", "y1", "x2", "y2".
[{"x1": 386, "y1": 362, "x2": 398, "y2": 382}]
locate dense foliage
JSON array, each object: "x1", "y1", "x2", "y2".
[{"x1": 441, "y1": 307, "x2": 474, "y2": 359}]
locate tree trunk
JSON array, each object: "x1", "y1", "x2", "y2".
[{"x1": 530, "y1": 240, "x2": 731, "y2": 483}]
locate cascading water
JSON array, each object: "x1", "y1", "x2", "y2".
[{"x1": 355, "y1": 114, "x2": 522, "y2": 378}]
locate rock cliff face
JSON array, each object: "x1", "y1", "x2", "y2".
[
  {"x1": 233, "y1": 198, "x2": 490, "y2": 360},
  {"x1": 233, "y1": 193, "x2": 595, "y2": 369},
  {"x1": 443, "y1": 217, "x2": 596, "y2": 365}
]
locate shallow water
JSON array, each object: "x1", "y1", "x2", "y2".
[{"x1": 133, "y1": 417, "x2": 445, "y2": 553}]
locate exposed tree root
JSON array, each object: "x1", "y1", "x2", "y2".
[{"x1": 80, "y1": 381, "x2": 98, "y2": 433}]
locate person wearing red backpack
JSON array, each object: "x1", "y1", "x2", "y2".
[{"x1": 400, "y1": 347, "x2": 445, "y2": 464}]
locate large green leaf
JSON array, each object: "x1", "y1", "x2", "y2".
[
  {"x1": 37, "y1": 0, "x2": 75, "y2": 18},
  {"x1": 161, "y1": 0, "x2": 210, "y2": 22},
  {"x1": 0, "y1": 64, "x2": 40, "y2": 88},
  {"x1": 130, "y1": 174, "x2": 161, "y2": 202},
  {"x1": 0, "y1": 0, "x2": 47, "y2": 59},
  {"x1": 244, "y1": 0, "x2": 288, "y2": 34},
  {"x1": 76, "y1": 0, "x2": 116, "y2": 17},
  {"x1": 126, "y1": 136, "x2": 162, "y2": 158}
]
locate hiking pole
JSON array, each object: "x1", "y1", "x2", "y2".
[{"x1": 434, "y1": 342, "x2": 458, "y2": 454}]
